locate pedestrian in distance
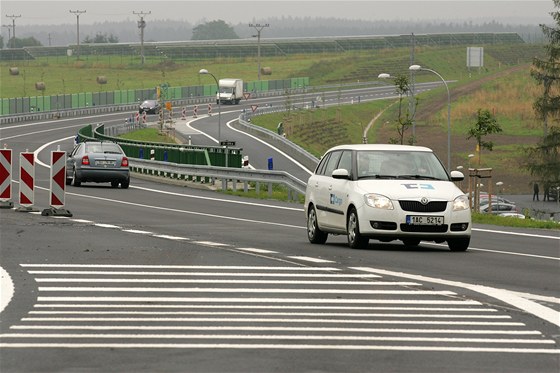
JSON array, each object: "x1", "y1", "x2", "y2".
[{"x1": 533, "y1": 182, "x2": 540, "y2": 201}]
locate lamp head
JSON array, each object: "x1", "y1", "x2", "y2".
[
  {"x1": 378, "y1": 73, "x2": 391, "y2": 79},
  {"x1": 198, "y1": 69, "x2": 209, "y2": 75},
  {"x1": 409, "y1": 64, "x2": 422, "y2": 71}
]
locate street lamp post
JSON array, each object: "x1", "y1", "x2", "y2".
[
  {"x1": 409, "y1": 64, "x2": 451, "y2": 170},
  {"x1": 496, "y1": 181, "x2": 504, "y2": 212},
  {"x1": 199, "y1": 68, "x2": 221, "y2": 143},
  {"x1": 378, "y1": 73, "x2": 416, "y2": 140}
]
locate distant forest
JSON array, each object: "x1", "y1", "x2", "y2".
[{"x1": 15, "y1": 17, "x2": 545, "y2": 47}]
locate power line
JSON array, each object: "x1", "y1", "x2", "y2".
[
  {"x1": 5, "y1": 14, "x2": 21, "y2": 48},
  {"x1": 249, "y1": 23, "x2": 270, "y2": 80},
  {"x1": 69, "y1": 10, "x2": 86, "y2": 60},
  {"x1": 133, "y1": 11, "x2": 151, "y2": 65}
]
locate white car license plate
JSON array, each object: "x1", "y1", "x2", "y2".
[{"x1": 406, "y1": 215, "x2": 444, "y2": 225}]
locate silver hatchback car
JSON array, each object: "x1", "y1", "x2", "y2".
[{"x1": 66, "y1": 141, "x2": 130, "y2": 188}]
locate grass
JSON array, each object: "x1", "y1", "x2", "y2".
[
  {"x1": 472, "y1": 212, "x2": 559, "y2": 229},
  {"x1": 119, "y1": 128, "x2": 178, "y2": 144}
]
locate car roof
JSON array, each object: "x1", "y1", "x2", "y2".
[{"x1": 325, "y1": 144, "x2": 434, "y2": 153}]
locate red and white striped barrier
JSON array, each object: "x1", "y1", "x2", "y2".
[
  {"x1": 135, "y1": 112, "x2": 140, "y2": 125},
  {"x1": 142, "y1": 111, "x2": 147, "y2": 124},
  {"x1": 181, "y1": 107, "x2": 187, "y2": 120},
  {"x1": 193, "y1": 105, "x2": 198, "y2": 118},
  {"x1": 208, "y1": 103, "x2": 212, "y2": 116},
  {"x1": 49, "y1": 150, "x2": 66, "y2": 208},
  {"x1": 18, "y1": 152, "x2": 35, "y2": 209},
  {"x1": 0, "y1": 147, "x2": 13, "y2": 207},
  {"x1": 41, "y1": 150, "x2": 72, "y2": 217}
]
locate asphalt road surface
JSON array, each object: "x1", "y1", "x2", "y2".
[{"x1": 1, "y1": 86, "x2": 559, "y2": 373}]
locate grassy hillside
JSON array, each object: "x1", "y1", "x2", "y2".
[{"x1": 2, "y1": 43, "x2": 550, "y2": 194}]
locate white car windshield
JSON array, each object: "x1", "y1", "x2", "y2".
[{"x1": 357, "y1": 150, "x2": 448, "y2": 180}]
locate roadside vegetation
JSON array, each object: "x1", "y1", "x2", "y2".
[{"x1": 4, "y1": 40, "x2": 558, "y2": 230}]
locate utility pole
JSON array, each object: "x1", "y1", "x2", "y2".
[
  {"x1": 69, "y1": 10, "x2": 86, "y2": 60},
  {"x1": 5, "y1": 14, "x2": 21, "y2": 48},
  {"x1": 134, "y1": 11, "x2": 150, "y2": 65},
  {"x1": 249, "y1": 23, "x2": 269, "y2": 80},
  {"x1": 2, "y1": 25, "x2": 12, "y2": 48}
]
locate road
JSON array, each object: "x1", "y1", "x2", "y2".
[{"x1": 0, "y1": 86, "x2": 559, "y2": 373}]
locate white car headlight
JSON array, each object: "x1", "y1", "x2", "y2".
[
  {"x1": 364, "y1": 193, "x2": 394, "y2": 210},
  {"x1": 453, "y1": 195, "x2": 470, "y2": 211}
]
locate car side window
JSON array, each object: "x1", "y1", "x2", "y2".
[
  {"x1": 315, "y1": 153, "x2": 331, "y2": 176},
  {"x1": 323, "y1": 151, "x2": 342, "y2": 177},
  {"x1": 337, "y1": 150, "x2": 352, "y2": 175}
]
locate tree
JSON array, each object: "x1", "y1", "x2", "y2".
[
  {"x1": 531, "y1": 0, "x2": 560, "y2": 138},
  {"x1": 388, "y1": 75, "x2": 418, "y2": 145},
  {"x1": 83, "y1": 33, "x2": 119, "y2": 44},
  {"x1": 466, "y1": 108, "x2": 502, "y2": 165},
  {"x1": 524, "y1": 126, "x2": 560, "y2": 192},
  {"x1": 192, "y1": 20, "x2": 239, "y2": 40},
  {"x1": 9, "y1": 37, "x2": 42, "y2": 48}
]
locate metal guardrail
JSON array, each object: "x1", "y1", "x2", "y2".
[
  {"x1": 129, "y1": 158, "x2": 307, "y2": 200},
  {"x1": 235, "y1": 113, "x2": 320, "y2": 172}
]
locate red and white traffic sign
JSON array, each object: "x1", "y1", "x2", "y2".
[
  {"x1": 251, "y1": 104, "x2": 259, "y2": 113},
  {"x1": 49, "y1": 150, "x2": 66, "y2": 209},
  {"x1": 0, "y1": 148, "x2": 12, "y2": 202},
  {"x1": 19, "y1": 152, "x2": 34, "y2": 207}
]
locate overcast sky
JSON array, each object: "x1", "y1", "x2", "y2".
[{"x1": 1, "y1": 1, "x2": 555, "y2": 27}]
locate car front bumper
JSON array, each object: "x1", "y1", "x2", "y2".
[{"x1": 356, "y1": 201, "x2": 471, "y2": 241}]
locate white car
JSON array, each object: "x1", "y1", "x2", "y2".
[{"x1": 304, "y1": 144, "x2": 471, "y2": 251}]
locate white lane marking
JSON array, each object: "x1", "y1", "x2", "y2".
[
  {"x1": 37, "y1": 287, "x2": 457, "y2": 295},
  {"x1": 69, "y1": 219, "x2": 94, "y2": 224},
  {"x1": 35, "y1": 297, "x2": 481, "y2": 305},
  {"x1": 151, "y1": 234, "x2": 190, "y2": 241},
  {"x1": 25, "y1": 311, "x2": 510, "y2": 319},
  {"x1": 33, "y1": 137, "x2": 74, "y2": 168},
  {"x1": 0, "y1": 266, "x2": 14, "y2": 313},
  {"x1": 34, "y1": 278, "x2": 420, "y2": 286},
  {"x1": 93, "y1": 223, "x2": 121, "y2": 229},
  {"x1": 236, "y1": 248, "x2": 278, "y2": 254},
  {"x1": 121, "y1": 229, "x2": 152, "y2": 235},
  {"x1": 1, "y1": 112, "x2": 130, "y2": 131},
  {"x1": 21, "y1": 264, "x2": 340, "y2": 270},
  {"x1": 20, "y1": 317, "x2": 521, "y2": 326},
  {"x1": 351, "y1": 267, "x2": 560, "y2": 328},
  {"x1": 1, "y1": 126, "x2": 77, "y2": 142},
  {"x1": 508, "y1": 291, "x2": 560, "y2": 305},
  {"x1": 425, "y1": 242, "x2": 560, "y2": 261},
  {"x1": 130, "y1": 185, "x2": 303, "y2": 212},
  {"x1": 31, "y1": 305, "x2": 497, "y2": 312},
  {"x1": 226, "y1": 118, "x2": 313, "y2": 178},
  {"x1": 473, "y1": 228, "x2": 560, "y2": 240},
  {"x1": 287, "y1": 256, "x2": 335, "y2": 263},
  {"x1": 0, "y1": 333, "x2": 552, "y2": 344},
  {"x1": 192, "y1": 241, "x2": 231, "y2": 247},
  {"x1": 7, "y1": 325, "x2": 537, "y2": 335},
  {"x1": 469, "y1": 247, "x2": 559, "y2": 261},
  {"x1": 64, "y1": 191, "x2": 306, "y2": 230},
  {"x1": 28, "y1": 271, "x2": 354, "y2": 277},
  {"x1": 3, "y1": 343, "x2": 557, "y2": 353}
]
